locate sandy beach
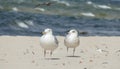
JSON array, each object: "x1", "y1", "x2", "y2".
[{"x1": 0, "y1": 36, "x2": 120, "y2": 69}]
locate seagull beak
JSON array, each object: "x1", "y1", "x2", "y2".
[
  {"x1": 42, "y1": 32, "x2": 46, "y2": 35},
  {"x1": 66, "y1": 30, "x2": 70, "y2": 34},
  {"x1": 40, "y1": 32, "x2": 42, "y2": 34},
  {"x1": 40, "y1": 32, "x2": 46, "y2": 35}
]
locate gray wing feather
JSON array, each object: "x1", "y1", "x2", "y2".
[{"x1": 55, "y1": 36, "x2": 59, "y2": 44}]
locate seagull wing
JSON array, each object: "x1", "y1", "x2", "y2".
[{"x1": 55, "y1": 36, "x2": 59, "y2": 45}]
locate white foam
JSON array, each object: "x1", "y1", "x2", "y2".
[
  {"x1": 93, "y1": 4, "x2": 111, "y2": 9},
  {"x1": 86, "y1": 1, "x2": 93, "y2": 5},
  {"x1": 12, "y1": 7, "x2": 19, "y2": 12},
  {"x1": 34, "y1": 7, "x2": 45, "y2": 12},
  {"x1": 59, "y1": 1, "x2": 70, "y2": 6},
  {"x1": 51, "y1": 0, "x2": 70, "y2": 6},
  {"x1": 24, "y1": 20, "x2": 34, "y2": 26},
  {"x1": 81, "y1": 12, "x2": 95, "y2": 17},
  {"x1": 17, "y1": 21, "x2": 29, "y2": 28}
]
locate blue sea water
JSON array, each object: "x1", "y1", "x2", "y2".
[{"x1": 0, "y1": 0, "x2": 120, "y2": 36}]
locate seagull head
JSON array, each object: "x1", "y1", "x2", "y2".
[
  {"x1": 67, "y1": 29, "x2": 78, "y2": 36},
  {"x1": 41, "y1": 28, "x2": 53, "y2": 35}
]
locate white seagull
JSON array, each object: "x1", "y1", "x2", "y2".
[
  {"x1": 64, "y1": 29, "x2": 80, "y2": 56},
  {"x1": 40, "y1": 28, "x2": 58, "y2": 57}
]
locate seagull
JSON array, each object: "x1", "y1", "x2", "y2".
[
  {"x1": 64, "y1": 29, "x2": 80, "y2": 56},
  {"x1": 40, "y1": 28, "x2": 58, "y2": 57}
]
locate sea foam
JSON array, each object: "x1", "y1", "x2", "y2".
[
  {"x1": 51, "y1": 0, "x2": 70, "y2": 6},
  {"x1": 86, "y1": 1, "x2": 93, "y2": 5},
  {"x1": 16, "y1": 21, "x2": 29, "y2": 29},
  {"x1": 34, "y1": 7, "x2": 45, "y2": 12},
  {"x1": 93, "y1": 4, "x2": 111, "y2": 9},
  {"x1": 24, "y1": 20, "x2": 34, "y2": 26},
  {"x1": 81, "y1": 12, "x2": 95, "y2": 17},
  {"x1": 12, "y1": 7, "x2": 19, "y2": 12}
]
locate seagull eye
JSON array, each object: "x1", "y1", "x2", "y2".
[
  {"x1": 72, "y1": 31, "x2": 75, "y2": 33},
  {"x1": 48, "y1": 29, "x2": 52, "y2": 33}
]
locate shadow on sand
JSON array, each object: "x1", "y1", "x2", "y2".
[
  {"x1": 44, "y1": 58, "x2": 60, "y2": 60},
  {"x1": 66, "y1": 55, "x2": 80, "y2": 58}
]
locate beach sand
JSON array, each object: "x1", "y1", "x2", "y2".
[{"x1": 0, "y1": 36, "x2": 120, "y2": 69}]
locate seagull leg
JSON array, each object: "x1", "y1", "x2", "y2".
[
  {"x1": 67, "y1": 47, "x2": 69, "y2": 52},
  {"x1": 50, "y1": 51, "x2": 52, "y2": 56},
  {"x1": 73, "y1": 48, "x2": 76, "y2": 56},
  {"x1": 44, "y1": 50, "x2": 46, "y2": 57}
]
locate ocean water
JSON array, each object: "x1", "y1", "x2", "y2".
[{"x1": 0, "y1": 0, "x2": 120, "y2": 36}]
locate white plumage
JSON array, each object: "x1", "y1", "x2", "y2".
[
  {"x1": 64, "y1": 29, "x2": 80, "y2": 56},
  {"x1": 40, "y1": 28, "x2": 58, "y2": 57}
]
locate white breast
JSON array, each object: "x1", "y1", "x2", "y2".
[
  {"x1": 40, "y1": 35, "x2": 58, "y2": 51},
  {"x1": 65, "y1": 35, "x2": 79, "y2": 48}
]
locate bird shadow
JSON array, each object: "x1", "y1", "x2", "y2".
[
  {"x1": 66, "y1": 55, "x2": 80, "y2": 58},
  {"x1": 44, "y1": 58, "x2": 60, "y2": 60}
]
